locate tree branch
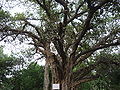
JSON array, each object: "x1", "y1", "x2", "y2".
[
  {"x1": 73, "y1": 62, "x2": 98, "y2": 81},
  {"x1": 70, "y1": 0, "x2": 116, "y2": 61},
  {"x1": 54, "y1": 0, "x2": 69, "y2": 25},
  {"x1": 67, "y1": 10, "x2": 87, "y2": 25},
  {"x1": 65, "y1": 1, "x2": 86, "y2": 25},
  {"x1": 76, "y1": 42, "x2": 120, "y2": 61},
  {"x1": 0, "y1": 27, "x2": 40, "y2": 40},
  {"x1": 73, "y1": 27, "x2": 120, "y2": 66},
  {"x1": 24, "y1": 20, "x2": 42, "y2": 39},
  {"x1": 70, "y1": 10, "x2": 95, "y2": 59},
  {"x1": 71, "y1": 74, "x2": 99, "y2": 87},
  {"x1": 95, "y1": 0, "x2": 113, "y2": 10},
  {"x1": 35, "y1": 0, "x2": 51, "y2": 18},
  {"x1": 53, "y1": 37, "x2": 67, "y2": 61},
  {"x1": 54, "y1": 0, "x2": 68, "y2": 9},
  {"x1": 73, "y1": 52, "x2": 93, "y2": 67}
]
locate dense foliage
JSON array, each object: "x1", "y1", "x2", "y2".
[
  {"x1": 12, "y1": 62, "x2": 44, "y2": 90},
  {"x1": 0, "y1": 46, "x2": 21, "y2": 88},
  {"x1": 79, "y1": 52, "x2": 120, "y2": 90},
  {"x1": 0, "y1": 46, "x2": 44, "y2": 90}
]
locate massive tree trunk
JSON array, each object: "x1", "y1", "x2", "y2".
[
  {"x1": 48, "y1": 57, "x2": 75, "y2": 90},
  {"x1": 42, "y1": 42, "x2": 100, "y2": 90},
  {"x1": 43, "y1": 53, "x2": 71, "y2": 90},
  {"x1": 43, "y1": 41, "x2": 99, "y2": 90}
]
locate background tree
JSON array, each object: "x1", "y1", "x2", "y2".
[
  {"x1": 0, "y1": 46, "x2": 44, "y2": 90},
  {"x1": 0, "y1": 46, "x2": 23, "y2": 90},
  {"x1": 0, "y1": 0, "x2": 120, "y2": 90},
  {"x1": 12, "y1": 62, "x2": 44, "y2": 90}
]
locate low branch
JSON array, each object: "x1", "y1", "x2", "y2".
[
  {"x1": 73, "y1": 62, "x2": 98, "y2": 81},
  {"x1": 72, "y1": 51, "x2": 120, "y2": 87},
  {"x1": 73, "y1": 52, "x2": 93, "y2": 67},
  {"x1": 71, "y1": 74, "x2": 99, "y2": 87},
  {"x1": 76, "y1": 42, "x2": 120, "y2": 60}
]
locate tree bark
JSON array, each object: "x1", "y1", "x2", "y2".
[
  {"x1": 43, "y1": 62, "x2": 50, "y2": 90},
  {"x1": 43, "y1": 44, "x2": 78, "y2": 90},
  {"x1": 60, "y1": 80, "x2": 76, "y2": 90},
  {"x1": 43, "y1": 62, "x2": 78, "y2": 90}
]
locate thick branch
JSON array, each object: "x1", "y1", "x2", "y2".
[
  {"x1": 0, "y1": 27, "x2": 40, "y2": 40},
  {"x1": 54, "y1": 0, "x2": 67, "y2": 9},
  {"x1": 70, "y1": 10, "x2": 95, "y2": 59},
  {"x1": 73, "y1": 52, "x2": 93, "y2": 67},
  {"x1": 73, "y1": 62, "x2": 98, "y2": 81},
  {"x1": 74, "y1": 28, "x2": 120, "y2": 66},
  {"x1": 76, "y1": 42, "x2": 120, "y2": 61},
  {"x1": 71, "y1": 74, "x2": 99, "y2": 87},
  {"x1": 53, "y1": 37, "x2": 67, "y2": 61},
  {"x1": 24, "y1": 20, "x2": 42, "y2": 39},
  {"x1": 72, "y1": 51, "x2": 120, "y2": 86},
  {"x1": 54, "y1": 0, "x2": 69, "y2": 25},
  {"x1": 35, "y1": 0, "x2": 51, "y2": 18}
]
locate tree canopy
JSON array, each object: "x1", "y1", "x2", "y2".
[{"x1": 0, "y1": 0, "x2": 120, "y2": 90}]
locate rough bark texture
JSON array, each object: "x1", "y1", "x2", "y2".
[{"x1": 43, "y1": 62, "x2": 50, "y2": 90}]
